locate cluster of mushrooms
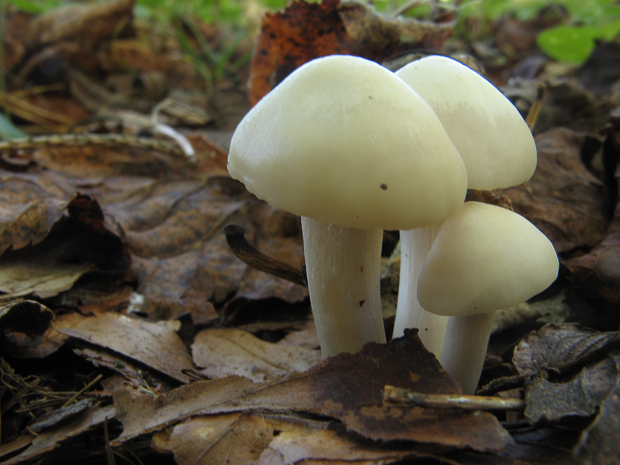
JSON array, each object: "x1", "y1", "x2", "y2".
[{"x1": 227, "y1": 55, "x2": 559, "y2": 394}]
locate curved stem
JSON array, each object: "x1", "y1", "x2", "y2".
[
  {"x1": 393, "y1": 223, "x2": 447, "y2": 357},
  {"x1": 439, "y1": 312, "x2": 495, "y2": 394},
  {"x1": 301, "y1": 217, "x2": 386, "y2": 358}
]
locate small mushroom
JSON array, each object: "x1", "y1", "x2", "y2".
[
  {"x1": 228, "y1": 55, "x2": 467, "y2": 358},
  {"x1": 417, "y1": 201, "x2": 559, "y2": 394},
  {"x1": 393, "y1": 55, "x2": 538, "y2": 357}
]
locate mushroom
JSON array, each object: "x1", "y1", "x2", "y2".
[
  {"x1": 417, "y1": 201, "x2": 559, "y2": 394},
  {"x1": 227, "y1": 55, "x2": 467, "y2": 358},
  {"x1": 392, "y1": 55, "x2": 538, "y2": 357}
]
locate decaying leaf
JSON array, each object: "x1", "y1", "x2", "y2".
[
  {"x1": 248, "y1": 0, "x2": 453, "y2": 105},
  {"x1": 0, "y1": 299, "x2": 66, "y2": 358},
  {"x1": 524, "y1": 353, "x2": 620, "y2": 423},
  {"x1": 499, "y1": 128, "x2": 611, "y2": 256},
  {"x1": 0, "y1": 405, "x2": 115, "y2": 465},
  {"x1": 573, "y1": 385, "x2": 620, "y2": 464},
  {"x1": 153, "y1": 412, "x2": 331, "y2": 465},
  {"x1": 0, "y1": 193, "x2": 130, "y2": 300},
  {"x1": 512, "y1": 323, "x2": 620, "y2": 377},
  {"x1": 114, "y1": 331, "x2": 511, "y2": 452},
  {"x1": 257, "y1": 428, "x2": 451, "y2": 465},
  {"x1": 564, "y1": 197, "x2": 620, "y2": 305},
  {"x1": 0, "y1": 134, "x2": 306, "y2": 321},
  {"x1": 192, "y1": 328, "x2": 321, "y2": 382},
  {"x1": 25, "y1": 0, "x2": 134, "y2": 51},
  {"x1": 54, "y1": 312, "x2": 195, "y2": 383}
]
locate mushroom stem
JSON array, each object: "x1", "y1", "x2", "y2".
[
  {"x1": 301, "y1": 216, "x2": 386, "y2": 358},
  {"x1": 392, "y1": 223, "x2": 447, "y2": 357},
  {"x1": 439, "y1": 312, "x2": 495, "y2": 395}
]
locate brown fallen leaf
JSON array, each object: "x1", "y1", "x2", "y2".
[
  {"x1": 563, "y1": 198, "x2": 620, "y2": 305},
  {"x1": 54, "y1": 312, "x2": 195, "y2": 383},
  {"x1": 499, "y1": 128, "x2": 611, "y2": 256},
  {"x1": 573, "y1": 384, "x2": 620, "y2": 464},
  {"x1": 25, "y1": 0, "x2": 134, "y2": 51},
  {"x1": 192, "y1": 328, "x2": 321, "y2": 382},
  {"x1": 257, "y1": 428, "x2": 453, "y2": 465},
  {"x1": 1, "y1": 135, "x2": 306, "y2": 321},
  {"x1": 153, "y1": 412, "x2": 331, "y2": 465},
  {"x1": 512, "y1": 323, "x2": 620, "y2": 377},
  {"x1": 0, "y1": 300, "x2": 66, "y2": 358},
  {"x1": 524, "y1": 353, "x2": 620, "y2": 423},
  {"x1": 0, "y1": 194, "x2": 129, "y2": 302},
  {"x1": 0, "y1": 405, "x2": 114, "y2": 465},
  {"x1": 248, "y1": 0, "x2": 453, "y2": 105},
  {"x1": 114, "y1": 331, "x2": 511, "y2": 452}
]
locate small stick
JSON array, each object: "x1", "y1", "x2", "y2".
[
  {"x1": 62, "y1": 374, "x2": 103, "y2": 408},
  {"x1": 0, "y1": 133, "x2": 185, "y2": 156},
  {"x1": 384, "y1": 385, "x2": 524, "y2": 411},
  {"x1": 525, "y1": 82, "x2": 546, "y2": 131},
  {"x1": 224, "y1": 224, "x2": 307, "y2": 287}
]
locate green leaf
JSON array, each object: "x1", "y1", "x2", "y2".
[
  {"x1": 0, "y1": 113, "x2": 28, "y2": 140},
  {"x1": 4, "y1": 0, "x2": 64, "y2": 14},
  {"x1": 537, "y1": 19, "x2": 620, "y2": 64},
  {"x1": 537, "y1": 26, "x2": 595, "y2": 64}
]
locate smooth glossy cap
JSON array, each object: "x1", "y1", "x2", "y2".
[
  {"x1": 396, "y1": 55, "x2": 537, "y2": 190},
  {"x1": 228, "y1": 55, "x2": 468, "y2": 230},
  {"x1": 417, "y1": 201, "x2": 559, "y2": 316}
]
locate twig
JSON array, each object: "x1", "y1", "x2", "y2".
[
  {"x1": 0, "y1": 133, "x2": 185, "y2": 156},
  {"x1": 224, "y1": 224, "x2": 307, "y2": 287},
  {"x1": 384, "y1": 385, "x2": 524, "y2": 410},
  {"x1": 525, "y1": 82, "x2": 546, "y2": 131},
  {"x1": 104, "y1": 418, "x2": 116, "y2": 465},
  {"x1": 62, "y1": 374, "x2": 103, "y2": 408}
]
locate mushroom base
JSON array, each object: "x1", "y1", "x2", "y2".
[
  {"x1": 301, "y1": 217, "x2": 386, "y2": 358},
  {"x1": 439, "y1": 312, "x2": 495, "y2": 395}
]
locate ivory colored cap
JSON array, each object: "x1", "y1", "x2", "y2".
[
  {"x1": 396, "y1": 55, "x2": 537, "y2": 190},
  {"x1": 228, "y1": 55, "x2": 468, "y2": 231},
  {"x1": 417, "y1": 202, "x2": 559, "y2": 316}
]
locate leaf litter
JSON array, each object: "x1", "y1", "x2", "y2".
[{"x1": 2, "y1": 1, "x2": 620, "y2": 464}]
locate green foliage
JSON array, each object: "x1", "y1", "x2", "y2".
[
  {"x1": 2, "y1": 0, "x2": 65, "y2": 14},
  {"x1": 0, "y1": 113, "x2": 27, "y2": 140},
  {"x1": 459, "y1": 0, "x2": 620, "y2": 64},
  {"x1": 136, "y1": 0, "x2": 244, "y2": 25}
]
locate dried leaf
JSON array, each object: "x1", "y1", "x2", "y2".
[
  {"x1": 499, "y1": 128, "x2": 610, "y2": 255},
  {"x1": 25, "y1": 0, "x2": 134, "y2": 50},
  {"x1": 0, "y1": 253, "x2": 94, "y2": 300},
  {"x1": 75, "y1": 346, "x2": 169, "y2": 393},
  {"x1": 573, "y1": 384, "x2": 620, "y2": 465},
  {"x1": 114, "y1": 331, "x2": 511, "y2": 452},
  {"x1": 257, "y1": 428, "x2": 450, "y2": 465},
  {"x1": 0, "y1": 193, "x2": 130, "y2": 302},
  {"x1": 524, "y1": 353, "x2": 620, "y2": 423},
  {"x1": 249, "y1": 0, "x2": 453, "y2": 105},
  {"x1": 1, "y1": 139, "x2": 306, "y2": 321},
  {"x1": 153, "y1": 412, "x2": 329, "y2": 465},
  {"x1": 0, "y1": 300, "x2": 66, "y2": 358},
  {"x1": 512, "y1": 323, "x2": 620, "y2": 377},
  {"x1": 564, "y1": 188, "x2": 620, "y2": 304},
  {"x1": 54, "y1": 312, "x2": 195, "y2": 383},
  {"x1": 192, "y1": 328, "x2": 321, "y2": 382},
  {"x1": 0, "y1": 405, "x2": 114, "y2": 465}
]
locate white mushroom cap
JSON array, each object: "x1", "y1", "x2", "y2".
[
  {"x1": 396, "y1": 55, "x2": 537, "y2": 190},
  {"x1": 228, "y1": 55, "x2": 467, "y2": 231},
  {"x1": 417, "y1": 201, "x2": 559, "y2": 317}
]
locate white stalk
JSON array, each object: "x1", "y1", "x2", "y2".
[
  {"x1": 301, "y1": 217, "x2": 386, "y2": 358},
  {"x1": 439, "y1": 312, "x2": 495, "y2": 395},
  {"x1": 392, "y1": 223, "x2": 447, "y2": 357}
]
